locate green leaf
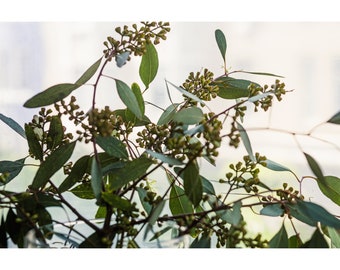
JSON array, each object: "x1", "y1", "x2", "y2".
[
  {"x1": 139, "y1": 43, "x2": 159, "y2": 88},
  {"x1": 96, "y1": 136, "x2": 128, "y2": 159},
  {"x1": 70, "y1": 182, "x2": 95, "y2": 199},
  {"x1": 149, "y1": 226, "x2": 172, "y2": 241},
  {"x1": 146, "y1": 149, "x2": 183, "y2": 166},
  {"x1": 115, "y1": 79, "x2": 143, "y2": 120},
  {"x1": 237, "y1": 122, "x2": 255, "y2": 161},
  {"x1": 47, "y1": 116, "x2": 64, "y2": 150},
  {"x1": 236, "y1": 70, "x2": 284, "y2": 78},
  {"x1": 75, "y1": 57, "x2": 102, "y2": 85},
  {"x1": 269, "y1": 223, "x2": 288, "y2": 248},
  {"x1": 169, "y1": 185, "x2": 194, "y2": 215},
  {"x1": 219, "y1": 201, "x2": 242, "y2": 226},
  {"x1": 201, "y1": 175, "x2": 216, "y2": 195},
  {"x1": 25, "y1": 124, "x2": 43, "y2": 161},
  {"x1": 215, "y1": 29, "x2": 227, "y2": 63},
  {"x1": 213, "y1": 77, "x2": 254, "y2": 99},
  {"x1": 109, "y1": 156, "x2": 153, "y2": 190},
  {"x1": 24, "y1": 83, "x2": 79, "y2": 108},
  {"x1": 304, "y1": 152, "x2": 325, "y2": 183},
  {"x1": 31, "y1": 141, "x2": 77, "y2": 189},
  {"x1": 316, "y1": 176, "x2": 340, "y2": 206},
  {"x1": 173, "y1": 107, "x2": 204, "y2": 125},
  {"x1": 287, "y1": 200, "x2": 340, "y2": 229},
  {"x1": 260, "y1": 204, "x2": 284, "y2": 217},
  {"x1": 101, "y1": 192, "x2": 133, "y2": 211},
  {"x1": 0, "y1": 216, "x2": 7, "y2": 248},
  {"x1": 91, "y1": 157, "x2": 103, "y2": 201},
  {"x1": 166, "y1": 80, "x2": 205, "y2": 106},
  {"x1": 115, "y1": 51, "x2": 130, "y2": 68},
  {"x1": 131, "y1": 82, "x2": 145, "y2": 115},
  {"x1": 157, "y1": 104, "x2": 179, "y2": 125},
  {"x1": 263, "y1": 159, "x2": 292, "y2": 172},
  {"x1": 136, "y1": 187, "x2": 152, "y2": 215},
  {"x1": 0, "y1": 158, "x2": 26, "y2": 185},
  {"x1": 58, "y1": 155, "x2": 90, "y2": 193},
  {"x1": 190, "y1": 234, "x2": 211, "y2": 248},
  {"x1": 183, "y1": 162, "x2": 202, "y2": 207},
  {"x1": 148, "y1": 200, "x2": 166, "y2": 225},
  {"x1": 327, "y1": 227, "x2": 340, "y2": 248},
  {"x1": 0, "y1": 113, "x2": 26, "y2": 139},
  {"x1": 327, "y1": 111, "x2": 340, "y2": 124},
  {"x1": 288, "y1": 235, "x2": 302, "y2": 248},
  {"x1": 302, "y1": 228, "x2": 329, "y2": 248}
]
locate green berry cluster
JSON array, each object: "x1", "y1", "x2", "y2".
[
  {"x1": 214, "y1": 220, "x2": 268, "y2": 248},
  {"x1": 103, "y1": 21, "x2": 170, "y2": 61},
  {"x1": 221, "y1": 153, "x2": 267, "y2": 194},
  {"x1": 87, "y1": 106, "x2": 125, "y2": 140},
  {"x1": 54, "y1": 96, "x2": 86, "y2": 126},
  {"x1": 248, "y1": 80, "x2": 286, "y2": 112},
  {"x1": 226, "y1": 105, "x2": 247, "y2": 148},
  {"x1": 181, "y1": 69, "x2": 219, "y2": 106},
  {"x1": 198, "y1": 112, "x2": 222, "y2": 161},
  {"x1": 26, "y1": 108, "x2": 73, "y2": 159}
]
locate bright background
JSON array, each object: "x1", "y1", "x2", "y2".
[{"x1": 1, "y1": 0, "x2": 340, "y2": 265}]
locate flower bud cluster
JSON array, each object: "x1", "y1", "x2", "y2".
[
  {"x1": 27, "y1": 108, "x2": 73, "y2": 157},
  {"x1": 248, "y1": 79, "x2": 286, "y2": 112},
  {"x1": 103, "y1": 21, "x2": 170, "y2": 61},
  {"x1": 181, "y1": 69, "x2": 219, "y2": 107},
  {"x1": 86, "y1": 106, "x2": 125, "y2": 141},
  {"x1": 54, "y1": 96, "x2": 86, "y2": 126},
  {"x1": 221, "y1": 153, "x2": 267, "y2": 194}
]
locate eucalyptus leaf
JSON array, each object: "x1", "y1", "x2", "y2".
[
  {"x1": 166, "y1": 80, "x2": 205, "y2": 106},
  {"x1": 183, "y1": 162, "x2": 202, "y2": 207},
  {"x1": 157, "y1": 104, "x2": 179, "y2": 125},
  {"x1": 219, "y1": 201, "x2": 242, "y2": 226},
  {"x1": 172, "y1": 107, "x2": 204, "y2": 125},
  {"x1": 237, "y1": 122, "x2": 255, "y2": 161},
  {"x1": 327, "y1": 226, "x2": 340, "y2": 248},
  {"x1": 146, "y1": 149, "x2": 183, "y2": 166},
  {"x1": 31, "y1": 141, "x2": 77, "y2": 189},
  {"x1": 215, "y1": 29, "x2": 227, "y2": 63},
  {"x1": 109, "y1": 156, "x2": 153, "y2": 190},
  {"x1": 327, "y1": 111, "x2": 340, "y2": 124},
  {"x1": 287, "y1": 200, "x2": 340, "y2": 229},
  {"x1": 263, "y1": 159, "x2": 292, "y2": 172},
  {"x1": 201, "y1": 175, "x2": 216, "y2": 195},
  {"x1": 237, "y1": 70, "x2": 284, "y2": 78},
  {"x1": 131, "y1": 82, "x2": 145, "y2": 115},
  {"x1": 136, "y1": 187, "x2": 152, "y2": 215},
  {"x1": 190, "y1": 234, "x2": 211, "y2": 248},
  {"x1": 213, "y1": 77, "x2": 255, "y2": 99},
  {"x1": 260, "y1": 204, "x2": 284, "y2": 217},
  {"x1": 70, "y1": 182, "x2": 95, "y2": 200},
  {"x1": 304, "y1": 152, "x2": 325, "y2": 183},
  {"x1": 315, "y1": 175, "x2": 340, "y2": 206},
  {"x1": 24, "y1": 83, "x2": 79, "y2": 108},
  {"x1": 96, "y1": 136, "x2": 128, "y2": 159},
  {"x1": 101, "y1": 192, "x2": 133, "y2": 211},
  {"x1": 302, "y1": 228, "x2": 329, "y2": 248},
  {"x1": 91, "y1": 157, "x2": 103, "y2": 201},
  {"x1": 169, "y1": 185, "x2": 194, "y2": 215},
  {"x1": 0, "y1": 113, "x2": 26, "y2": 139},
  {"x1": 58, "y1": 155, "x2": 90, "y2": 193},
  {"x1": 139, "y1": 43, "x2": 159, "y2": 88},
  {"x1": 25, "y1": 124, "x2": 43, "y2": 161},
  {"x1": 115, "y1": 79, "x2": 143, "y2": 120},
  {"x1": 269, "y1": 223, "x2": 288, "y2": 248},
  {"x1": 115, "y1": 51, "x2": 130, "y2": 68},
  {"x1": 0, "y1": 158, "x2": 26, "y2": 185},
  {"x1": 75, "y1": 57, "x2": 102, "y2": 85},
  {"x1": 148, "y1": 200, "x2": 166, "y2": 225},
  {"x1": 47, "y1": 116, "x2": 64, "y2": 150}
]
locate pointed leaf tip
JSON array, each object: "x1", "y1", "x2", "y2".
[{"x1": 215, "y1": 29, "x2": 227, "y2": 62}]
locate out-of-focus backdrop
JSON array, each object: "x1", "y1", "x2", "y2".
[{"x1": 1, "y1": 22, "x2": 340, "y2": 237}]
